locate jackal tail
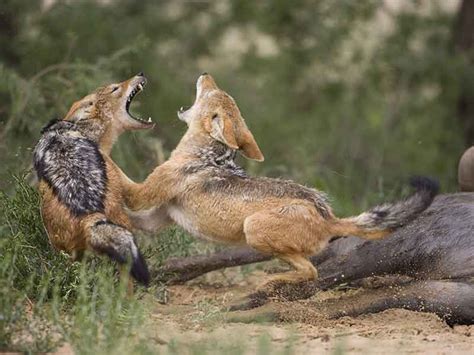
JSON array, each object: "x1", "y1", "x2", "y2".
[
  {"x1": 331, "y1": 176, "x2": 439, "y2": 240},
  {"x1": 85, "y1": 218, "x2": 150, "y2": 286}
]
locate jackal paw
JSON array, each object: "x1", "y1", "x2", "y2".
[{"x1": 227, "y1": 291, "x2": 270, "y2": 312}]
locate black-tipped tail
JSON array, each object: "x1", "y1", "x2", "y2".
[
  {"x1": 88, "y1": 220, "x2": 150, "y2": 286},
  {"x1": 409, "y1": 176, "x2": 439, "y2": 200},
  {"x1": 335, "y1": 176, "x2": 439, "y2": 239},
  {"x1": 129, "y1": 249, "x2": 150, "y2": 286}
]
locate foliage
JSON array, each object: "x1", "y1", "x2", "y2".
[{"x1": 0, "y1": 0, "x2": 467, "y2": 196}]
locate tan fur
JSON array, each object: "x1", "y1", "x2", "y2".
[{"x1": 121, "y1": 74, "x2": 397, "y2": 290}]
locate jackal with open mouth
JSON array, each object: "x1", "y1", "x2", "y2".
[
  {"x1": 34, "y1": 73, "x2": 154, "y2": 286},
  {"x1": 124, "y1": 73, "x2": 438, "y2": 289}
]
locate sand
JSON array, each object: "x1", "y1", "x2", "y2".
[{"x1": 146, "y1": 268, "x2": 473, "y2": 354}]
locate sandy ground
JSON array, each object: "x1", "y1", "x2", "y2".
[{"x1": 146, "y1": 267, "x2": 473, "y2": 355}]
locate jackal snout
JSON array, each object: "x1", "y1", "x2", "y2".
[
  {"x1": 65, "y1": 73, "x2": 154, "y2": 131},
  {"x1": 178, "y1": 73, "x2": 264, "y2": 161}
]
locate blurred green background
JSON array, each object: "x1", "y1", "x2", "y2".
[
  {"x1": 1, "y1": 0, "x2": 473, "y2": 212},
  {"x1": 1, "y1": 1, "x2": 474, "y2": 352}
]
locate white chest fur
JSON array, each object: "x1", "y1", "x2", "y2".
[{"x1": 167, "y1": 205, "x2": 212, "y2": 241}]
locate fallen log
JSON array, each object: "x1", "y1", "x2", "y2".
[{"x1": 155, "y1": 246, "x2": 270, "y2": 284}]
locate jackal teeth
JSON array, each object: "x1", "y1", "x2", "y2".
[{"x1": 125, "y1": 80, "x2": 150, "y2": 124}]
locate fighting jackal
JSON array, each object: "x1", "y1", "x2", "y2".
[
  {"x1": 124, "y1": 74, "x2": 438, "y2": 288},
  {"x1": 34, "y1": 73, "x2": 153, "y2": 285}
]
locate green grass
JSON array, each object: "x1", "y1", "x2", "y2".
[{"x1": 0, "y1": 174, "x2": 153, "y2": 353}]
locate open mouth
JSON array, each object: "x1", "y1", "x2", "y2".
[
  {"x1": 126, "y1": 79, "x2": 153, "y2": 125},
  {"x1": 177, "y1": 106, "x2": 190, "y2": 121},
  {"x1": 178, "y1": 106, "x2": 189, "y2": 114}
]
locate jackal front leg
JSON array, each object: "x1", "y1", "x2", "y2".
[{"x1": 108, "y1": 156, "x2": 175, "y2": 211}]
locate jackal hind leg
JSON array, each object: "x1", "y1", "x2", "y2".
[
  {"x1": 244, "y1": 204, "x2": 324, "y2": 286},
  {"x1": 228, "y1": 205, "x2": 325, "y2": 311},
  {"x1": 265, "y1": 254, "x2": 318, "y2": 286}
]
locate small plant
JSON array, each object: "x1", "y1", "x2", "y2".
[{"x1": 189, "y1": 298, "x2": 227, "y2": 328}]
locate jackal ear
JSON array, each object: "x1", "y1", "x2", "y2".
[
  {"x1": 210, "y1": 114, "x2": 239, "y2": 150},
  {"x1": 65, "y1": 101, "x2": 82, "y2": 122},
  {"x1": 65, "y1": 99, "x2": 94, "y2": 122},
  {"x1": 209, "y1": 114, "x2": 264, "y2": 162},
  {"x1": 238, "y1": 127, "x2": 264, "y2": 162},
  {"x1": 65, "y1": 112, "x2": 84, "y2": 123},
  {"x1": 65, "y1": 102, "x2": 87, "y2": 123}
]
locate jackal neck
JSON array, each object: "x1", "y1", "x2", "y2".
[
  {"x1": 77, "y1": 120, "x2": 107, "y2": 143},
  {"x1": 98, "y1": 123, "x2": 122, "y2": 155},
  {"x1": 41, "y1": 119, "x2": 118, "y2": 155},
  {"x1": 173, "y1": 131, "x2": 247, "y2": 177}
]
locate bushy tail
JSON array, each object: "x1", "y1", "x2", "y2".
[
  {"x1": 86, "y1": 219, "x2": 150, "y2": 286},
  {"x1": 331, "y1": 177, "x2": 439, "y2": 240}
]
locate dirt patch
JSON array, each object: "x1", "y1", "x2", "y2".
[{"x1": 146, "y1": 268, "x2": 473, "y2": 354}]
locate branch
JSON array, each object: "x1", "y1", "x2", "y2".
[{"x1": 154, "y1": 246, "x2": 271, "y2": 284}]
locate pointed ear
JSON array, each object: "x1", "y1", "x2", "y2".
[
  {"x1": 64, "y1": 101, "x2": 82, "y2": 122},
  {"x1": 238, "y1": 128, "x2": 264, "y2": 162},
  {"x1": 210, "y1": 114, "x2": 239, "y2": 150},
  {"x1": 208, "y1": 114, "x2": 264, "y2": 162}
]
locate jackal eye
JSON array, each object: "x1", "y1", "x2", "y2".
[
  {"x1": 111, "y1": 86, "x2": 119, "y2": 93},
  {"x1": 88, "y1": 101, "x2": 93, "y2": 106},
  {"x1": 212, "y1": 113, "x2": 218, "y2": 120}
]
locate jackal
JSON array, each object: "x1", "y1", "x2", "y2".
[
  {"x1": 33, "y1": 73, "x2": 153, "y2": 286},
  {"x1": 124, "y1": 74, "x2": 438, "y2": 287}
]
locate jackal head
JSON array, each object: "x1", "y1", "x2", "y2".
[
  {"x1": 177, "y1": 73, "x2": 264, "y2": 162},
  {"x1": 64, "y1": 73, "x2": 154, "y2": 151}
]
